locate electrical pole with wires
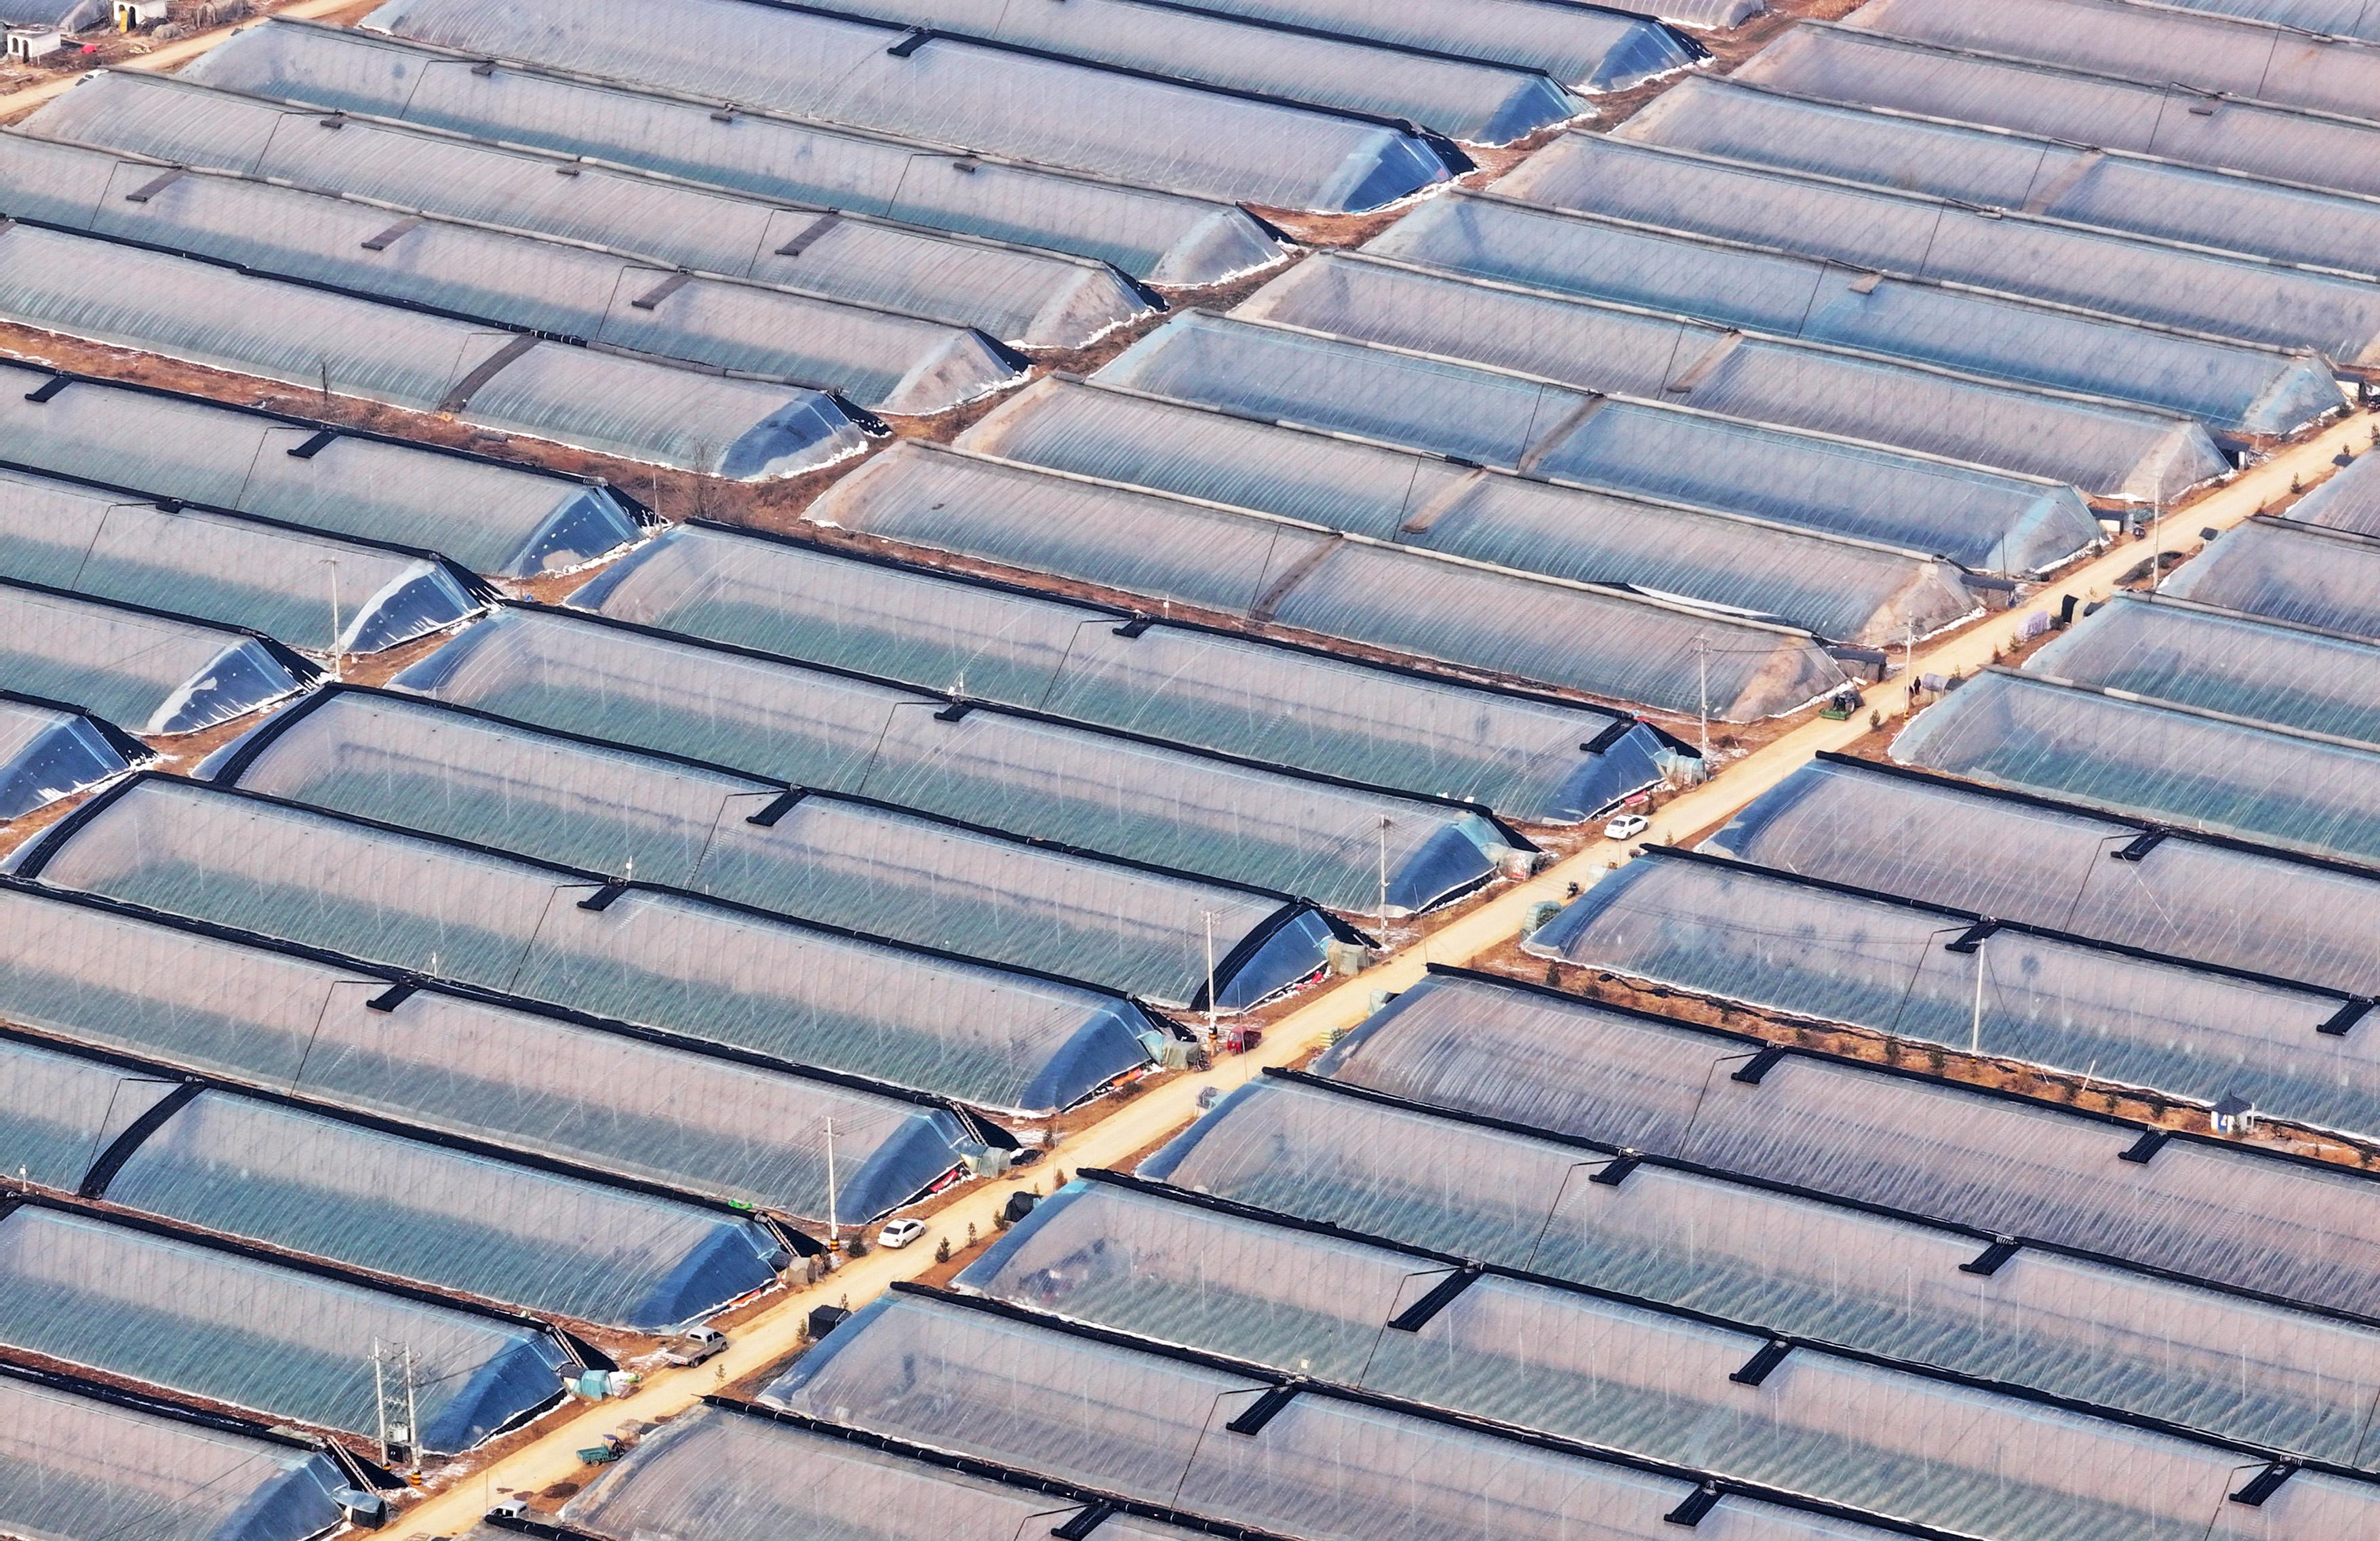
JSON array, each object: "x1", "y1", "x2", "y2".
[{"x1": 1695, "y1": 636, "x2": 1710, "y2": 763}]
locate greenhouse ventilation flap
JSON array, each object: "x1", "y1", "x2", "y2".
[
  {"x1": 0, "y1": 580, "x2": 316, "y2": 738},
  {"x1": 201, "y1": 683, "x2": 1338, "y2": 1012},
  {"x1": 0, "y1": 693, "x2": 140, "y2": 822}
]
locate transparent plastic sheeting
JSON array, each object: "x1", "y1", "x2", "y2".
[
  {"x1": 0, "y1": 698, "x2": 132, "y2": 822},
  {"x1": 808, "y1": 444, "x2": 1850, "y2": 721},
  {"x1": 947, "y1": 385, "x2": 1985, "y2": 649},
  {"x1": 214, "y1": 686, "x2": 1324, "y2": 1012},
  {"x1": 1495, "y1": 131, "x2": 2380, "y2": 367},
  {"x1": 178, "y1": 22, "x2": 1288, "y2": 289},
  {"x1": 2150, "y1": 0, "x2": 2380, "y2": 37},
  {"x1": 21, "y1": 774, "x2": 1153, "y2": 1121},
  {"x1": 1236, "y1": 254, "x2": 2226, "y2": 504},
  {"x1": 765, "y1": 1293, "x2": 1917, "y2": 1541},
  {"x1": 0, "y1": 881, "x2": 976, "y2": 1222},
  {"x1": 749, "y1": 0, "x2": 1587, "y2": 144},
  {"x1": 1146, "y1": 1065, "x2": 2380, "y2": 1477},
  {"x1": 1708, "y1": 756, "x2": 2380, "y2": 999},
  {"x1": 1844, "y1": 0, "x2": 2380, "y2": 120},
  {"x1": 1892, "y1": 669, "x2": 2380, "y2": 867},
  {"x1": 2029, "y1": 593, "x2": 2380, "y2": 745},
  {"x1": 1529, "y1": 849, "x2": 2380, "y2": 1138},
  {"x1": 0, "y1": 363, "x2": 646, "y2": 581},
  {"x1": 395, "y1": 607, "x2": 1521, "y2": 916},
  {"x1": 1617, "y1": 76, "x2": 2380, "y2": 282},
  {"x1": 96, "y1": 1089, "x2": 787, "y2": 1331},
  {"x1": 2158, "y1": 517, "x2": 2380, "y2": 641},
  {"x1": 0, "y1": 582, "x2": 313, "y2": 738},
  {"x1": 1732, "y1": 25, "x2": 2380, "y2": 204},
  {"x1": 573, "y1": 523, "x2": 1671, "y2": 824},
  {"x1": 1371, "y1": 193, "x2": 2345, "y2": 437},
  {"x1": 1159, "y1": 0, "x2": 1714, "y2": 84},
  {"x1": 1002, "y1": 372, "x2": 2098, "y2": 580},
  {"x1": 0, "y1": 467, "x2": 485, "y2": 658},
  {"x1": 959, "y1": 1178, "x2": 2374, "y2": 1541},
  {"x1": 0, "y1": 134, "x2": 1023, "y2": 419},
  {"x1": 560, "y1": 1407, "x2": 1215, "y2": 1541},
  {"x1": 2290, "y1": 454, "x2": 2380, "y2": 537},
  {"x1": 0, "y1": 0, "x2": 102, "y2": 26},
  {"x1": 0, "y1": 1205, "x2": 569, "y2": 1454},
  {"x1": 0, "y1": 1035, "x2": 184, "y2": 1194},
  {"x1": 0, "y1": 1374, "x2": 351, "y2": 1541},
  {"x1": 361, "y1": 0, "x2": 1458, "y2": 214},
  {"x1": 24, "y1": 73, "x2": 1153, "y2": 355},
  {"x1": 0, "y1": 223, "x2": 869, "y2": 481}
]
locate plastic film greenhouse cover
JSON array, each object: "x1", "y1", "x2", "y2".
[
  {"x1": 1734, "y1": 25, "x2": 2380, "y2": 203},
  {"x1": 24, "y1": 71, "x2": 1155, "y2": 355},
  {"x1": 1846, "y1": 0, "x2": 2380, "y2": 120},
  {"x1": 1238, "y1": 253, "x2": 2227, "y2": 503},
  {"x1": 0, "y1": 362, "x2": 646, "y2": 580},
  {"x1": 362, "y1": 0, "x2": 1459, "y2": 214},
  {"x1": 1708, "y1": 755, "x2": 2380, "y2": 998},
  {"x1": 764, "y1": 1290, "x2": 1920, "y2": 1541},
  {"x1": 0, "y1": 222, "x2": 870, "y2": 480},
  {"x1": 807, "y1": 443, "x2": 1849, "y2": 719},
  {"x1": 395, "y1": 607, "x2": 1527, "y2": 914},
  {"x1": 0, "y1": 581, "x2": 314, "y2": 738},
  {"x1": 1143, "y1": 1060, "x2": 2380, "y2": 1469},
  {"x1": 957, "y1": 1176, "x2": 2360, "y2": 1541},
  {"x1": 2158, "y1": 517, "x2": 2380, "y2": 641},
  {"x1": 2150, "y1": 0, "x2": 2380, "y2": 37},
  {"x1": 988, "y1": 373, "x2": 2099, "y2": 578},
  {"x1": 1618, "y1": 77, "x2": 2380, "y2": 282},
  {"x1": 1496, "y1": 131, "x2": 2380, "y2": 366},
  {"x1": 1892, "y1": 668, "x2": 2380, "y2": 866},
  {"x1": 0, "y1": 134, "x2": 1025, "y2": 419},
  {"x1": 0, "y1": 881, "x2": 977, "y2": 1224},
  {"x1": 0, "y1": 466, "x2": 488, "y2": 658},
  {"x1": 17, "y1": 772, "x2": 1158, "y2": 1120},
  {"x1": 2289, "y1": 453, "x2": 2380, "y2": 536},
  {"x1": 1527, "y1": 847, "x2": 2380, "y2": 1138},
  {"x1": 0, "y1": 1372, "x2": 352, "y2": 1541},
  {"x1": 0, "y1": 1204, "x2": 570, "y2": 1454},
  {"x1": 573, "y1": 522, "x2": 1674, "y2": 823},
  {"x1": 0, "y1": 1035, "x2": 182, "y2": 1195},
  {"x1": 0, "y1": 696, "x2": 135, "y2": 822},
  {"x1": 91, "y1": 1089, "x2": 787, "y2": 1330},
  {"x1": 1370, "y1": 193, "x2": 2346, "y2": 437},
  {"x1": 180, "y1": 22, "x2": 1290, "y2": 289},
  {"x1": 1156, "y1": 0, "x2": 1711, "y2": 86}
]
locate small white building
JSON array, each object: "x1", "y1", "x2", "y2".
[
  {"x1": 5, "y1": 25, "x2": 65, "y2": 61},
  {"x1": 112, "y1": 0, "x2": 167, "y2": 27}
]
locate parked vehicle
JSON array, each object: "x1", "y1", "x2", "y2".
[
  {"x1": 877, "y1": 1218, "x2": 928, "y2": 1249},
  {"x1": 657, "y1": 1326, "x2": 728, "y2": 1367},
  {"x1": 1603, "y1": 813, "x2": 1650, "y2": 841}
]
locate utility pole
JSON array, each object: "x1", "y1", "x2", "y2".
[
  {"x1": 1970, "y1": 936, "x2": 1987, "y2": 1057},
  {"x1": 1203, "y1": 910, "x2": 1218, "y2": 1049},
  {"x1": 1695, "y1": 636, "x2": 1710, "y2": 763},
  {"x1": 824, "y1": 1117, "x2": 838, "y2": 1244},
  {"x1": 324, "y1": 559, "x2": 342, "y2": 683},
  {"x1": 1376, "y1": 816, "x2": 1391, "y2": 924},
  {"x1": 1903, "y1": 622, "x2": 1915, "y2": 687}
]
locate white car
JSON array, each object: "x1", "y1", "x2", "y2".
[
  {"x1": 876, "y1": 1218, "x2": 928, "y2": 1249},
  {"x1": 1603, "y1": 814, "x2": 1651, "y2": 841}
]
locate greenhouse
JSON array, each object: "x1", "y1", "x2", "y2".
[
  {"x1": 572, "y1": 524, "x2": 1683, "y2": 822},
  {"x1": 0, "y1": 221, "x2": 872, "y2": 481},
  {"x1": 0, "y1": 1035, "x2": 190, "y2": 1195},
  {"x1": 1708, "y1": 755, "x2": 2380, "y2": 997},
  {"x1": 2151, "y1": 0, "x2": 2380, "y2": 37},
  {"x1": 0, "y1": 465, "x2": 489, "y2": 658},
  {"x1": 12, "y1": 774, "x2": 1168, "y2": 1119},
  {"x1": 958, "y1": 1174, "x2": 2380, "y2": 1540},
  {"x1": 1236, "y1": 254, "x2": 2228, "y2": 502},
  {"x1": 1737, "y1": 24, "x2": 2380, "y2": 203},
  {"x1": 763, "y1": 1289, "x2": 1923, "y2": 1541},
  {"x1": 26, "y1": 70, "x2": 1156, "y2": 353},
  {"x1": 1496, "y1": 132, "x2": 2380, "y2": 365},
  {"x1": 0, "y1": 1203, "x2": 572, "y2": 1454},
  {"x1": 208, "y1": 685, "x2": 1339, "y2": 1011},
  {"x1": 980, "y1": 374, "x2": 2103, "y2": 578},
  {"x1": 1526, "y1": 846, "x2": 2380, "y2": 1138},
  {"x1": 1891, "y1": 668, "x2": 2380, "y2": 866},
  {"x1": 0, "y1": 134, "x2": 1027, "y2": 418},
  {"x1": 0, "y1": 362, "x2": 650, "y2": 580},
  {"x1": 2158, "y1": 517, "x2": 2380, "y2": 641},
  {"x1": 1138, "y1": 0, "x2": 1709, "y2": 89},
  {"x1": 0, "y1": 694, "x2": 138, "y2": 822},
  {"x1": 2029, "y1": 594, "x2": 2380, "y2": 745},
  {"x1": 0, "y1": 1370, "x2": 356, "y2": 1541},
  {"x1": 2289, "y1": 453, "x2": 2380, "y2": 536},
  {"x1": 1618, "y1": 77, "x2": 2380, "y2": 280},
  {"x1": 182, "y1": 22, "x2": 1290, "y2": 289},
  {"x1": 363, "y1": 0, "x2": 1462, "y2": 214},
  {"x1": 393, "y1": 607, "x2": 1532, "y2": 915},
  {"x1": 1370, "y1": 193, "x2": 2347, "y2": 436},
  {"x1": 0, "y1": 880, "x2": 983, "y2": 1222},
  {"x1": 0, "y1": 581, "x2": 315, "y2": 738},
  {"x1": 808, "y1": 445, "x2": 1851, "y2": 717}
]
